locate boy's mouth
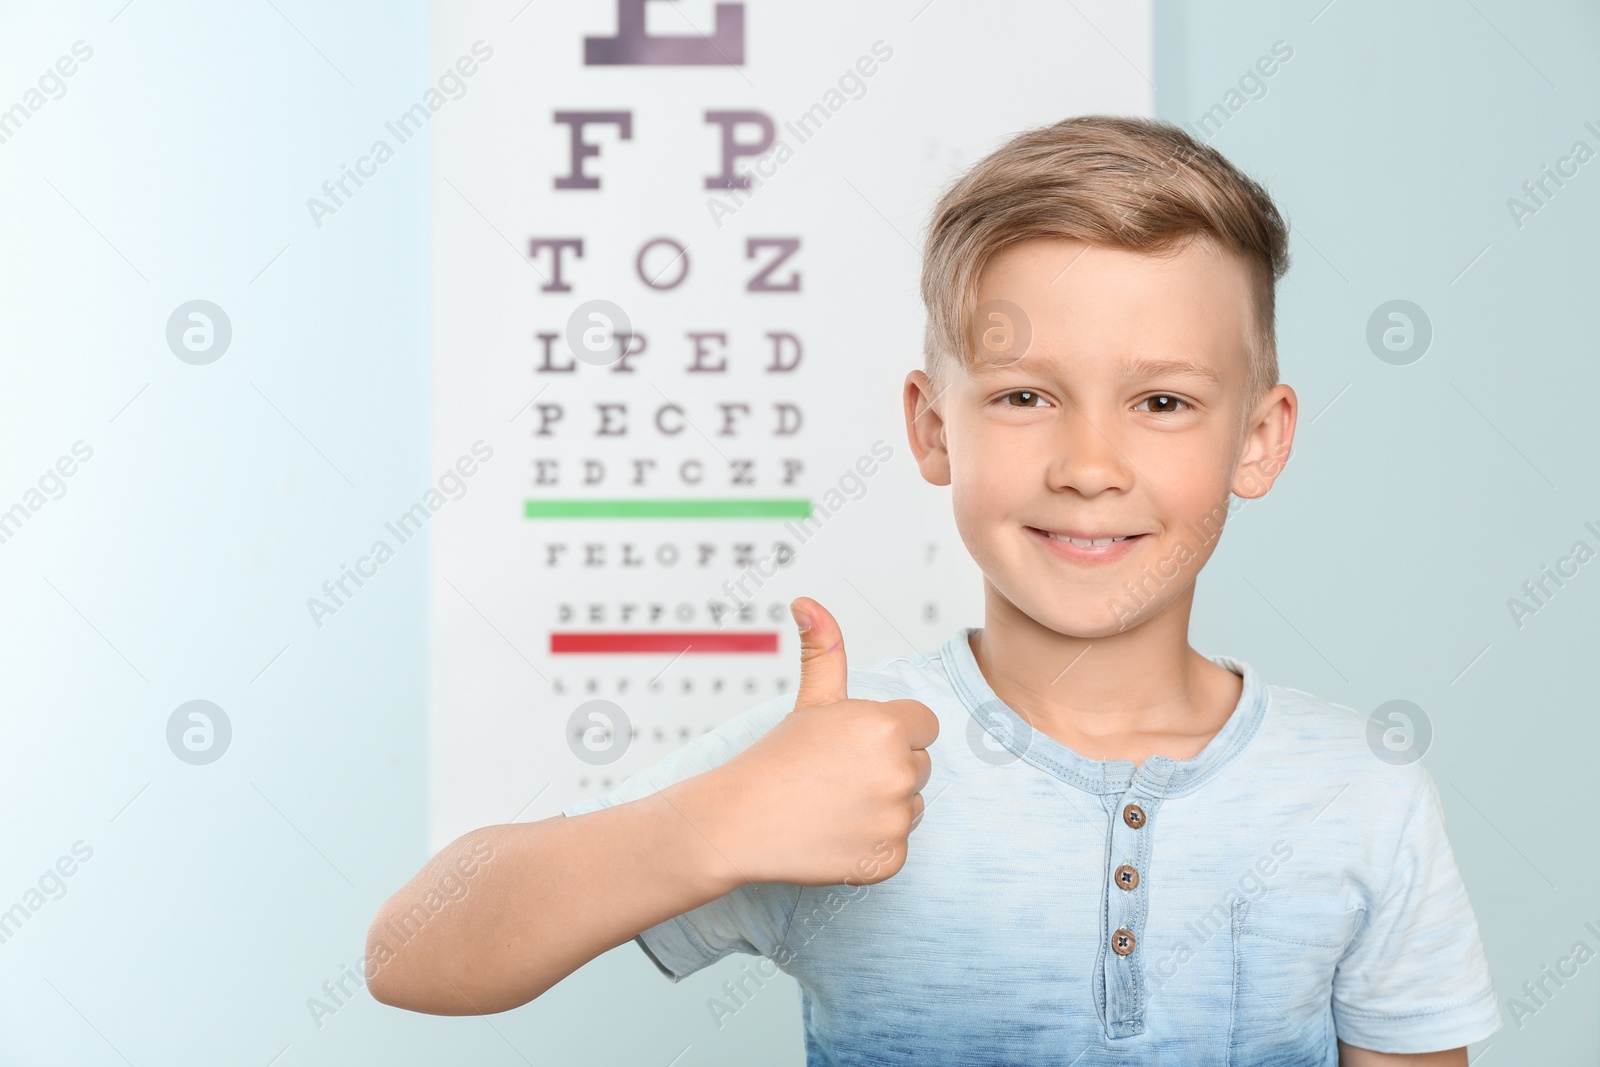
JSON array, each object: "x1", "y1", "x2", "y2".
[{"x1": 1025, "y1": 526, "x2": 1147, "y2": 560}]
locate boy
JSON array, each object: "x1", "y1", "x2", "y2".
[{"x1": 368, "y1": 116, "x2": 1501, "y2": 1065}]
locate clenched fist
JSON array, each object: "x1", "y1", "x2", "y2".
[{"x1": 690, "y1": 596, "x2": 940, "y2": 889}]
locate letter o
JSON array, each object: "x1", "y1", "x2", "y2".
[{"x1": 636, "y1": 237, "x2": 690, "y2": 290}]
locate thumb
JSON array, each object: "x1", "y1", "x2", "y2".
[{"x1": 790, "y1": 596, "x2": 848, "y2": 707}]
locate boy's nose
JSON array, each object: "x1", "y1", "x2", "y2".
[{"x1": 1043, "y1": 403, "x2": 1135, "y2": 497}]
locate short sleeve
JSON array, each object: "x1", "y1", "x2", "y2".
[
  {"x1": 560, "y1": 687, "x2": 803, "y2": 983},
  {"x1": 1331, "y1": 767, "x2": 1502, "y2": 1052}
]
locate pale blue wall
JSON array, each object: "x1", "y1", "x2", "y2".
[
  {"x1": 1159, "y1": 1, "x2": 1599, "y2": 1061},
  {"x1": 0, "y1": 1, "x2": 1593, "y2": 1063}
]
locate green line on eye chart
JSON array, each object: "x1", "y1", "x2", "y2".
[{"x1": 524, "y1": 499, "x2": 813, "y2": 519}]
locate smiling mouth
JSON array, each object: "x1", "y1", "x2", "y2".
[{"x1": 1026, "y1": 527, "x2": 1147, "y2": 549}]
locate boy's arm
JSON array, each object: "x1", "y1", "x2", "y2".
[
  {"x1": 366, "y1": 597, "x2": 938, "y2": 1016},
  {"x1": 365, "y1": 772, "x2": 739, "y2": 1016},
  {"x1": 1338, "y1": 1040, "x2": 1466, "y2": 1066}
]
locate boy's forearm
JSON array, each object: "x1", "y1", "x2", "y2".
[{"x1": 365, "y1": 772, "x2": 743, "y2": 1015}]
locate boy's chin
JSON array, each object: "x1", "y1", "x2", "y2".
[{"x1": 1021, "y1": 600, "x2": 1154, "y2": 641}]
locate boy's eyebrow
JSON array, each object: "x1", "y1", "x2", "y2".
[
  {"x1": 1122, "y1": 356, "x2": 1223, "y2": 386},
  {"x1": 974, "y1": 353, "x2": 1227, "y2": 386}
]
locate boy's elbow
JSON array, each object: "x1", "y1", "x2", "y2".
[
  {"x1": 363, "y1": 907, "x2": 537, "y2": 1015},
  {"x1": 364, "y1": 909, "x2": 418, "y2": 1010},
  {"x1": 364, "y1": 907, "x2": 455, "y2": 1013}
]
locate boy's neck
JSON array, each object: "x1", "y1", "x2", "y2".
[{"x1": 969, "y1": 581, "x2": 1242, "y2": 767}]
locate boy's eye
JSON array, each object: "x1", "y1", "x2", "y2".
[
  {"x1": 993, "y1": 391, "x2": 1191, "y2": 412},
  {"x1": 998, "y1": 389, "x2": 1050, "y2": 408},
  {"x1": 1136, "y1": 394, "x2": 1190, "y2": 414}
]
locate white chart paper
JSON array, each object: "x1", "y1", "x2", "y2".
[{"x1": 428, "y1": 0, "x2": 1153, "y2": 849}]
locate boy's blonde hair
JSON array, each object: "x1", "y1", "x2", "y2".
[{"x1": 919, "y1": 115, "x2": 1290, "y2": 403}]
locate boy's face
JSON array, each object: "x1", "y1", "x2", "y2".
[{"x1": 903, "y1": 236, "x2": 1296, "y2": 638}]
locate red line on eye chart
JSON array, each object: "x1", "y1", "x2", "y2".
[{"x1": 549, "y1": 631, "x2": 779, "y2": 654}]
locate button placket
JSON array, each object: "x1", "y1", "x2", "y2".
[{"x1": 1101, "y1": 788, "x2": 1161, "y2": 1039}]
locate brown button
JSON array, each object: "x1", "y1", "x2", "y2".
[
  {"x1": 1122, "y1": 803, "x2": 1146, "y2": 829},
  {"x1": 1114, "y1": 864, "x2": 1140, "y2": 891},
  {"x1": 1112, "y1": 928, "x2": 1137, "y2": 956}
]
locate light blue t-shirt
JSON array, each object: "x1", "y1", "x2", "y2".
[{"x1": 562, "y1": 626, "x2": 1501, "y2": 1065}]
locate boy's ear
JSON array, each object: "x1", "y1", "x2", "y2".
[
  {"x1": 903, "y1": 369, "x2": 952, "y2": 487},
  {"x1": 1232, "y1": 383, "x2": 1298, "y2": 500}
]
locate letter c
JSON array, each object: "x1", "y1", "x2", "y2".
[{"x1": 655, "y1": 404, "x2": 686, "y2": 435}]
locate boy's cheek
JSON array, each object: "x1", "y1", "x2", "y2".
[{"x1": 949, "y1": 480, "x2": 1018, "y2": 536}]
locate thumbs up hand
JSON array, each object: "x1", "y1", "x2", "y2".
[{"x1": 688, "y1": 597, "x2": 940, "y2": 888}]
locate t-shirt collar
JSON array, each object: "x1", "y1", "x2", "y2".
[{"x1": 941, "y1": 626, "x2": 1269, "y2": 798}]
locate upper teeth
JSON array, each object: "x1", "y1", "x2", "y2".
[{"x1": 1048, "y1": 532, "x2": 1130, "y2": 548}]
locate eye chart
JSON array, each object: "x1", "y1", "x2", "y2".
[{"x1": 427, "y1": 0, "x2": 1152, "y2": 848}]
